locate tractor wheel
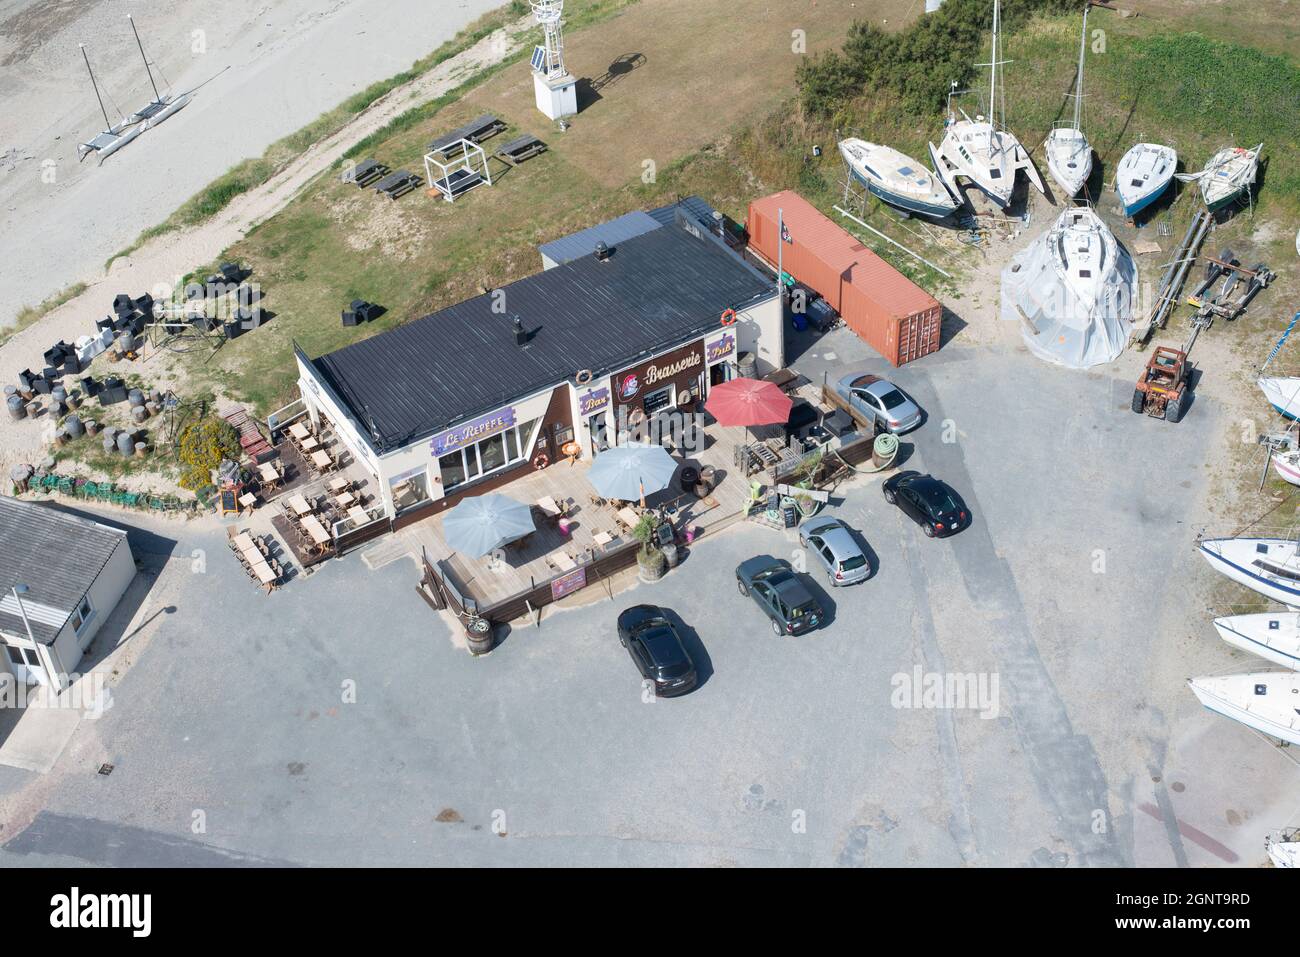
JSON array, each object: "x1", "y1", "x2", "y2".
[
  {"x1": 1165, "y1": 395, "x2": 1184, "y2": 424},
  {"x1": 1131, "y1": 388, "x2": 1145, "y2": 414}
]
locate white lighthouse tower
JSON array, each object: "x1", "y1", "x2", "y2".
[{"x1": 530, "y1": 0, "x2": 577, "y2": 121}]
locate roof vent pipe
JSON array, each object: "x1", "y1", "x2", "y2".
[
  {"x1": 594, "y1": 241, "x2": 610, "y2": 262},
  {"x1": 512, "y1": 316, "x2": 527, "y2": 346}
]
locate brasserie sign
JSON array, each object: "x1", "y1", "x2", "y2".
[{"x1": 430, "y1": 407, "x2": 516, "y2": 457}]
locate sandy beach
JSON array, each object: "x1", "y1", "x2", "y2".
[{"x1": 0, "y1": 0, "x2": 502, "y2": 321}]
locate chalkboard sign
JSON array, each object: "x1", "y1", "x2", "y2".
[
  {"x1": 782, "y1": 503, "x2": 798, "y2": 528},
  {"x1": 219, "y1": 489, "x2": 238, "y2": 515}
]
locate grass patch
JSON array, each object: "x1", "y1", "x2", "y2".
[{"x1": 3, "y1": 281, "x2": 88, "y2": 347}]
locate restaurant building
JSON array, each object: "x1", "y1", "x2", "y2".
[{"x1": 295, "y1": 200, "x2": 783, "y2": 526}]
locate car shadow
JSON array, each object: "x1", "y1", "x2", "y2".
[
  {"x1": 660, "y1": 607, "x2": 713, "y2": 690},
  {"x1": 841, "y1": 528, "x2": 881, "y2": 582}
]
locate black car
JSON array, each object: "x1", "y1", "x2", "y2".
[
  {"x1": 616, "y1": 605, "x2": 697, "y2": 696},
  {"x1": 883, "y1": 472, "x2": 969, "y2": 538},
  {"x1": 735, "y1": 556, "x2": 825, "y2": 636}
]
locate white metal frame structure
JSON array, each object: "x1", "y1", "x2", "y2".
[
  {"x1": 423, "y1": 139, "x2": 493, "y2": 203},
  {"x1": 530, "y1": 0, "x2": 567, "y2": 78}
]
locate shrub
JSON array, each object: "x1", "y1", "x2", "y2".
[{"x1": 177, "y1": 418, "x2": 241, "y2": 492}]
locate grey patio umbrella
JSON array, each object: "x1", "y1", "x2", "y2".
[
  {"x1": 586, "y1": 442, "x2": 678, "y2": 504},
  {"x1": 441, "y1": 493, "x2": 536, "y2": 558}
]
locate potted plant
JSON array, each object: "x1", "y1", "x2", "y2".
[{"x1": 633, "y1": 513, "x2": 666, "y2": 582}]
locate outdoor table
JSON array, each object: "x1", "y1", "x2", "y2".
[
  {"x1": 301, "y1": 515, "x2": 331, "y2": 546},
  {"x1": 249, "y1": 559, "x2": 277, "y2": 586},
  {"x1": 300, "y1": 436, "x2": 319, "y2": 452},
  {"x1": 536, "y1": 495, "x2": 561, "y2": 517},
  {"x1": 311, "y1": 450, "x2": 333, "y2": 471},
  {"x1": 347, "y1": 505, "x2": 370, "y2": 526},
  {"x1": 616, "y1": 506, "x2": 641, "y2": 530},
  {"x1": 327, "y1": 477, "x2": 349, "y2": 493},
  {"x1": 288, "y1": 494, "x2": 312, "y2": 516},
  {"x1": 592, "y1": 531, "x2": 612, "y2": 548},
  {"x1": 551, "y1": 551, "x2": 576, "y2": 572},
  {"x1": 289, "y1": 422, "x2": 311, "y2": 441},
  {"x1": 334, "y1": 491, "x2": 356, "y2": 508},
  {"x1": 258, "y1": 463, "x2": 280, "y2": 484},
  {"x1": 233, "y1": 532, "x2": 258, "y2": 553},
  {"x1": 238, "y1": 492, "x2": 258, "y2": 512},
  {"x1": 241, "y1": 542, "x2": 265, "y2": 563}
]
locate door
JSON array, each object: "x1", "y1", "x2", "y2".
[
  {"x1": 588, "y1": 413, "x2": 609, "y2": 456},
  {"x1": 4, "y1": 643, "x2": 46, "y2": 686}
]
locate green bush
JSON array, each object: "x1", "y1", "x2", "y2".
[{"x1": 177, "y1": 418, "x2": 241, "y2": 492}]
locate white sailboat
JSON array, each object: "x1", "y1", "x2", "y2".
[
  {"x1": 1177, "y1": 144, "x2": 1263, "y2": 213},
  {"x1": 1187, "y1": 671, "x2": 1300, "y2": 746},
  {"x1": 1257, "y1": 376, "x2": 1300, "y2": 419},
  {"x1": 1043, "y1": 4, "x2": 1093, "y2": 198},
  {"x1": 1000, "y1": 205, "x2": 1136, "y2": 368},
  {"x1": 930, "y1": 0, "x2": 1045, "y2": 209},
  {"x1": 1272, "y1": 448, "x2": 1300, "y2": 486},
  {"x1": 838, "y1": 138, "x2": 959, "y2": 220},
  {"x1": 1212, "y1": 614, "x2": 1300, "y2": 670},
  {"x1": 1197, "y1": 537, "x2": 1300, "y2": 607},
  {"x1": 1113, "y1": 143, "x2": 1177, "y2": 219},
  {"x1": 1266, "y1": 829, "x2": 1300, "y2": 868}
]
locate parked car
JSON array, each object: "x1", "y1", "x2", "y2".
[
  {"x1": 834, "y1": 373, "x2": 923, "y2": 433},
  {"x1": 798, "y1": 516, "x2": 870, "y2": 585},
  {"x1": 882, "y1": 473, "x2": 969, "y2": 538},
  {"x1": 735, "y1": 556, "x2": 825, "y2": 635},
  {"x1": 616, "y1": 604, "x2": 697, "y2": 696}
]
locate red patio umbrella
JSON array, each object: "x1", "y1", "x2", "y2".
[{"x1": 704, "y1": 377, "x2": 793, "y2": 430}]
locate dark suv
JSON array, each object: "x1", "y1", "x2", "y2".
[
  {"x1": 883, "y1": 472, "x2": 969, "y2": 538},
  {"x1": 735, "y1": 557, "x2": 825, "y2": 636}
]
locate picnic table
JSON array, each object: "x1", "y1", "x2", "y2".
[
  {"x1": 289, "y1": 422, "x2": 311, "y2": 441},
  {"x1": 288, "y1": 494, "x2": 312, "y2": 516},
  {"x1": 301, "y1": 515, "x2": 331, "y2": 546},
  {"x1": 311, "y1": 450, "x2": 334, "y2": 471}
]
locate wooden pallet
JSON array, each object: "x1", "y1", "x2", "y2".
[{"x1": 223, "y1": 406, "x2": 272, "y2": 460}]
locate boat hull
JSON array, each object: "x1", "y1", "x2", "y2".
[
  {"x1": 1188, "y1": 673, "x2": 1300, "y2": 746},
  {"x1": 1273, "y1": 452, "x2": 1300, "y2": 486},
  {"x1": 1258, "y1": 377, "x2": 1300, "y2": 420},
  {"x1": 1198, "y1": 538, "x2": 1300, "y2": 607},
  {"x1": 1213, "y1": 614, "x2": 1300, "y2": 670},
  {"x1": 1119, "y1": 181, "x2": 1170, "y2": 218},
  {"x1": 848, "y1": 168, "x2": 956, "y2": 220}
]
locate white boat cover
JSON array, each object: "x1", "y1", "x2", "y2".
[{"x1": 1000, "y1": 206, "x2": 1137, "y2": 368}]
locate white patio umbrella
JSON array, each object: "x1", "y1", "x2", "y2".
[
  {"x1": 441, "y1": 493, "x2": 536, "y2": 558},
  {"x1": 586, "y1": 442, "x2": 678, "y2": 505}
]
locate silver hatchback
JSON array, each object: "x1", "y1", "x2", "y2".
[
  {"x1": 798, "y1": 516, "x2": 870, "y2": 586},
  {"x1": 836, "y1": 373, "x2": 923, "y2": 433}
]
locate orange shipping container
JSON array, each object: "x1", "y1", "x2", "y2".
[{"x1": 746, "y1": 191, "x2": 942, "y2": 367}]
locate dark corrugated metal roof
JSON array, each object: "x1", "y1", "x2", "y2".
[
  {"x1": 647, "y1": 195, "x2": 720, "y2": 229},
  {"x1": 0, "y1": 498, "x2": 129, "y2": 644},
  {"x1": 537, "y1": 210, "x2": 661, "y2": 266},
  {"x1": 310, "y1": 221, "x2": 773, "y2": 451}
]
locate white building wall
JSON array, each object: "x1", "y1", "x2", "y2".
[
  {"x1": 735, "y1": 296, "x2": 784, "y2": 374},
  {"x1": 42, "y1": 535, "x2": 134, "y2": 690}
]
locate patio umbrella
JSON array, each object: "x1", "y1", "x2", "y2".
[
  {"x1": 441, "y1": 493, "x2": 536, "y2": 558},
  {"x1": 704, "y1": 377, "x2": 792, "y2": 433},
  {"x1": 586, "y1": 442, "x2": 678, "y2": 504}
]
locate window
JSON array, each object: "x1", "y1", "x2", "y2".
[
  {"x1": 643, "y1": 386, "x2": 673, "y2": 416},
  {"x1": 71, "y1": 596, "x2": 92, "y2": 634},
  {"x1": 24, "y1": 648, "x2": 39, "y2": 667},
  {"x1": 5, "y1": 646, "x2": 21, "y2": 666},
  {"x1": 438, "y1": 418, "x2": 540, "y2": 491}
]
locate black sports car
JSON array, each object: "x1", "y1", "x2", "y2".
[
  {"x1": 616, "y1": 605, "x2": 698, "y2": 697},
  {"x1": 882, "y1": 472, "x2": 969, "y2": 538}
]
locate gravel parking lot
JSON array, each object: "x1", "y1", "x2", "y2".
[{"x1": 2, "y1": 327, "x2": 1297, "y2": 867}]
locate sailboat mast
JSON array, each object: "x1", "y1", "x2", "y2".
[
  {"x1": 79, "y1": 43, "x2": 112, "y2": 131},
  {"x1": 989, "y1": 0, "x2": 999, "y2": 126},
  {"x1": 1073, "y1": 4, "x2": 1089, "y2": 131},
  {"x1": 127, "y1": 14, "x2": 162, "y2": 104}
]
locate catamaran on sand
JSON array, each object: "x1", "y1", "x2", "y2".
[{"x1": 930, "y1": 0, "x2": 1044, "y2": 209}]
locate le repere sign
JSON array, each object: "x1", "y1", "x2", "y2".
[{"x1": 430, "y1": 407, "x2": 516, "y2": 456}]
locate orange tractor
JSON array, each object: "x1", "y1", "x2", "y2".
[{"x1": 1132, "y1": 346, "x2": 1191, "y2": 423}]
